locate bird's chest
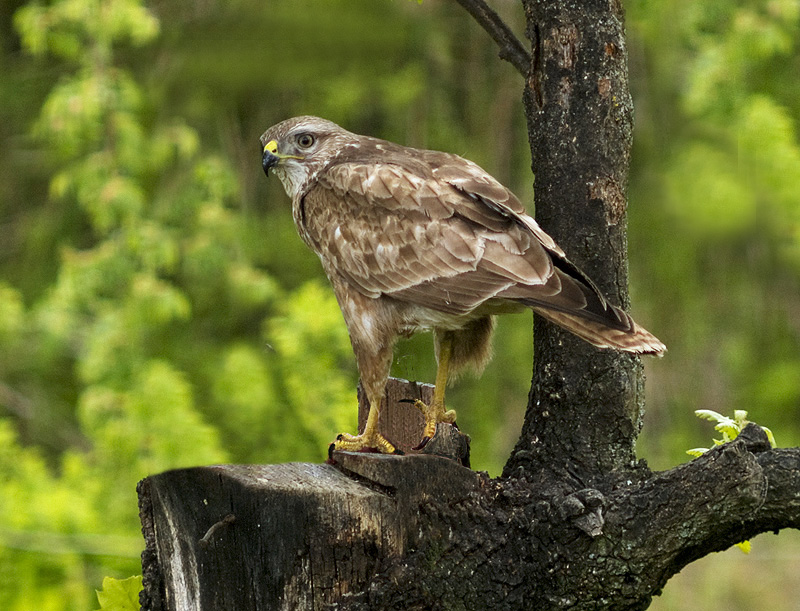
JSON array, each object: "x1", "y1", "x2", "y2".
[{"x1": 294, "y1": 190, "x2": 383, "y2": 267}]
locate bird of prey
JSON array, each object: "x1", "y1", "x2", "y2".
[{"x1": 261, "y1": 116, "x2": 665, "y2": 455}]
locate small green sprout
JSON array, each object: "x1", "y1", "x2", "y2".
[
  {"x1": 686, "y1": 409, "x2": 775, "y2": 457},
  {"x1": 687, "y1": 409, "x2": 776, "y2": 553}
]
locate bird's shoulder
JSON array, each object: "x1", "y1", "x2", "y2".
[
  {"x1": 313, "y1": 137, "x2": 564, "y2": 256},
  {"x1": 316, "y1": 138, "x2": 515, "y2": 215}
]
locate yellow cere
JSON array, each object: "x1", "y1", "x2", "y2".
[{"x1": 264, "y1": 140, "x2": 279, "y2": 154}]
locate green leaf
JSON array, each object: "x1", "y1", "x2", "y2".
[
  {"x1": 714, "y1": 422, "x2": 740, "y2": 441},
  {"x1": 686, "y1": 448, "x2": 708, "y2": 457},
  {"x1": 735, "y1": 540, "x2": 751, "y2": 554},
  {"x1": 762, "y1": 426, "x2": 777, "y2": 448},
  {"x1": 95, "y1": 575, "x2": 142, "y2": 611},
  {"x1": 694, "y1": 409, "x2": 727, "y2": 423},
  {"x1": 733, "y1": 410, "x2": 749, "y2": 423}
]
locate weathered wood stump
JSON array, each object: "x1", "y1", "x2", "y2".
[
  {"x1": 139, "y1": 455, "x2": 479, "y2": 611},
  {"x1": 138, "y1": 377, "x2": 473, "y2": 611},
  {"x1": 139, "y1": 383, "x2": 800, "y2": 611}
]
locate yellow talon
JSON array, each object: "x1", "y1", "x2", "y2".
[
  {"x1": 413, "y1": 399, "x2": 457, "y2": 445},
  {"x1": 412, "y1": 331, "x2": 457, "y2": 448},
  {"x1": 331, "y1": 431, "x2": 402, "y2": 455}
]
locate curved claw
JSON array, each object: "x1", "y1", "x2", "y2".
[
  {"x1": 412, "y1": 435, "x2": 431, "y2": 451},
  {"x1": 411, "y1": 399, "x2": 457, "y2": 448}
]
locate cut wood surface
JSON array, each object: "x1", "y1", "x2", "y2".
[
  {"x1": 139, "y1": 454, "x2": 479, "y2": 611},
  {"x1": 139, "y1": 380, "x2": 800, "y2": 611},
  {"x1": 139, "y1": 377, "x2": 475, "y2": 611}
]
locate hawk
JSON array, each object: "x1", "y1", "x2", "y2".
[{"x1": 261, "y1": 116, "x2": 665, "y2": 454}]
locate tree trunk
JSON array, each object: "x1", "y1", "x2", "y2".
[
  {"x1": 138, "y1": 1, "x2": 800, "y2": 609},
  {"x1": 506, "y1": 0, "x2": 643, "y2": 481}
]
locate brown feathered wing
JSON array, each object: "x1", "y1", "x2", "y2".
[{"x1": 300, "y1": 151, "x2": 665, "y2": 355}]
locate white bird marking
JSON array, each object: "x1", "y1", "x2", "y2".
[{"x1": 361, "y1": 313, "x2": 374, "y2": 334}]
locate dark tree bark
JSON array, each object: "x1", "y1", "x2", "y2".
[
  {"x1": 138, "y1": 1, "x2": 800, "y2": 610},
  {"x1": 506, "y1": 0, "x2": 644, "y2": 481},
  {"x1": 139, "y1": 425, "x2": 800, "y2": 610}
]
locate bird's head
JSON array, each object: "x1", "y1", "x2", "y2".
[{"x1": 260, "y1": 116, "x2": 354, "y2": 199}]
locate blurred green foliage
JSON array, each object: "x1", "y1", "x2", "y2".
[
  {"x1": 627, "y1": 0, "x2": 800, "y2": 467},
  {"x1": 94, "y1": 575, "x2": 141, "y2": 611},
  {"x1": 0, "y1": 0, "x2": 798, "y2": 609}
]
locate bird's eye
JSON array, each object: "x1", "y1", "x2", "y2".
[{"x1": 296, "y1": 133, "x2": 315, "y2": 148}]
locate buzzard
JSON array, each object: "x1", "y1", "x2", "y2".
[{"x1": 261, "y1": 116, "x2": 665, "y2": 454}]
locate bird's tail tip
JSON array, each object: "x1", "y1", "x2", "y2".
[
  {"x1": 533, "y1": 308, "x2": 666, "y2": 356},
  {"x1": 624, "y1": 326, "x2": 667, "y2": 356}
]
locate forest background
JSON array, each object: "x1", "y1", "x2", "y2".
[{"x1": 0, "y1": 0, "x2": 799, "y2": 609}]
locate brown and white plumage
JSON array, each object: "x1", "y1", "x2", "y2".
[{"x1": 261, "y1": 116, "x2": 665, "y2": 453}]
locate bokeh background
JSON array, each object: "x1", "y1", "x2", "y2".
[{"x1": 1, "y1": 0, "x2": 798, "y2": 608}]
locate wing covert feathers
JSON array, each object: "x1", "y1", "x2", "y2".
[{"x1": 302, "y1": 144, "x2": 665, "y2": 355}]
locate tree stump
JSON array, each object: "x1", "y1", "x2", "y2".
[
  {"x1": 138, "y1": 455, "x2": 479, "y2": 611},
  {"x1": 139, "y1": 411, "x2": 800, "y2": 611},
  {"x1": 138, "y1": 377, "x2": 474, "y2": 611}
]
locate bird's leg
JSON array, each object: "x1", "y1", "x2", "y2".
[
  {"x1": 330, "y1": 334, "x2": 401, "y2": 454},
  {"x1": 332, "y1": 393, "x2": 401, "y2": 455},
  {"x1": 325, "y1": 288, "x2": 401, "y2": 455},
  {"x1": 413, "y1": 332, "x2": 457, "y2": 448}
]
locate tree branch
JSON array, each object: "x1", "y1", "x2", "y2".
[
  {"x1": 753, "y1": 449, "x2": 800, "y2": 529},
  {"x1": 452, "y1": 0, "x2": 531, "y2": 76},
  {"x1": 604, "y1": 424, "x2": 800, "y2": 598}
]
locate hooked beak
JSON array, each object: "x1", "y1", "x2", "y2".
[
  {"x1": 262, "y1": 140, "x2": 280, "y2": 176},
  {"x1": 261, "y1": 138, "x2": 304, "y2": 176}
]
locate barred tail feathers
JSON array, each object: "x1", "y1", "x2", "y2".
[{"x1": 532, "y1": 306, "x2": 666, "y2": 355}]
